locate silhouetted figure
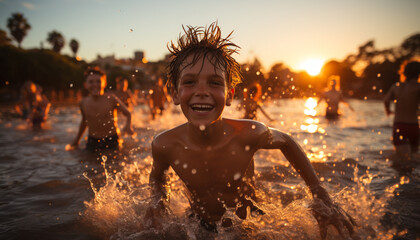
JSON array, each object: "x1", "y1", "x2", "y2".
[
  {"x1": 148, "y1": 77, "x2": 168, "y2": 120},
  {"x1": 242, "y1": 82, "x2": 273, "y2": 121},
  {"x1": 15, "y1": 80, "x2": 50, "y2": 130},
  {"x1": 111, "y1": 77, "x2": 135, "y2": 111},
  {"x1": 145, "y1": 23, "x2": 356, "y2": 239},
  {"x1": 384, "y1": 60, "x2": 420, "y2": 164},
  {"x1": 317, "y1": 75, "x2": 353, "y2": 119}
]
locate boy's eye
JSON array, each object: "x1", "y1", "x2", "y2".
[
  {"x1": 209, "y1": 80, "x2": 224, "y2": 86},
  {"x1": 181, "y1": 79, "x2": 195, "y2": 85}
]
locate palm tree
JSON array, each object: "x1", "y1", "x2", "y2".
[
  {"x1": 47, "y1": 30, "x2": 65, "y2": 53},
  {"x1": 6, "y1": 13, "x2": 31, "y2": 48},
  {"x1": 69, "y1": 39, "x2": 79, "y2": 57}
]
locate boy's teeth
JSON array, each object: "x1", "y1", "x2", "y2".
[{"x1": 191, "y1": 104, "x2": 213, "y2": 112}]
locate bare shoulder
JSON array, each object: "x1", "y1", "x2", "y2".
[
  {"x1": 152, "y1": 123, "x2": 188, "y2": 149},
  {"x1": 103, "y1": 93, "x2": 118, "y2": 102},
  {"x1": 79, "y1": 97, "x2": 89, "y2": 111},
  {"x1": 223, "y1": 118, "x2": 270, "y2": 142},
  {"x1": 225, "y1": 118, "x2": 290, "y2": 149},
  {"x1": 225, "y1": 117, "x2": 266, "y2": 128}
]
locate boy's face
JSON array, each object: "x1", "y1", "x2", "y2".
[
  {"x1": 172, "y1": 55, "x2": 233, "y2": 128},
  {"x1": 85, "y1": 74, "x2": 106, "y2": 96}
]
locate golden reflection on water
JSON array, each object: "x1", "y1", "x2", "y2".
[{"x1": 300, "y1": 97, "x2": 325, "y2": 134}]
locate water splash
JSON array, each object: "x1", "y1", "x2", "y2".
[{"x1": 80, "y1": 154, "x2": 399, "y2": 239}]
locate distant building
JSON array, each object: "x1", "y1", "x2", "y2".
[
  {"x1": 134, "y1": 51, "x2": 145, "y2": 62},
  {"x1": 91, "y1": 54, "x2": 116, "y2": 69},
  {"x1": 90, "y1": 52, "x2": 147, "y2": 72}
]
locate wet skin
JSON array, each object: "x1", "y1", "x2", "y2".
[
  {"x1": 148, "y1": 55, "x2": 356, "y2": 238},
  {"x1": 71, "y1": 73, "x2": 134, "y2": 148}
]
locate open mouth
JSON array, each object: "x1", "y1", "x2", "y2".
[{"x1": 190, "y1": 104, "x2": 214, "y2": 112}]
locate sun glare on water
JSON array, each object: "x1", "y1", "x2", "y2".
[{"x1": 298, "y1": 58, "x2": 324, "y2": 76}]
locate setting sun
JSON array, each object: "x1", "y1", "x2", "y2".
[{"x1": 298, "y1": 58, "x2": 324, "y2": 76}]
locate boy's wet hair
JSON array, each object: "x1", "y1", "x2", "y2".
[
  {"x1": 399, "y1": 60, "x2": 420, "y2": 80},
  {"x1": 84, "y1": 66, "x2": 106, "y2": 79},
  {"x1": 167, "y1": 22, "x2": 242, "y2": 92}
]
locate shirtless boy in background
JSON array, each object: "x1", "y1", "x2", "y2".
[
  {"x1": 70, "y1": 66, "x2": 134, "y2": 152},
  {"x1": 384, "y1": 60, "x2": 420, "y2": 164}
]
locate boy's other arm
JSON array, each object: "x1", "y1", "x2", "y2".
[
  {"x1": 145, "y1": 138, "x2": 171, "y2": 228},
  {"x1": 114, "y1": 95, "x2": 134, "y2": 135},
  {"x1": 259, "y1": 127, "x2": 322, "y2": 192},
  {"x1": 339, "y1": 93, "x2": 354, "y2": 112},
  {"x1": 257, "y1": 104, "x2": 274, "y2": 122},
  {"x1": 317, "y1": 93, "x2": 325, "y2": 107},
  {"x1": 71, "y1": 104, "x2": 87, "y2": 147},
  {"x1": 384, "y1": 85, "x2": 395, "y2": 116},
  {"x1": 258, "y1": 126, "x2": 356, "y2": 238}
]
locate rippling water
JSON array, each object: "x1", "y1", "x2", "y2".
[{"x1": 0, "y1": 99, "x2": 419, "y2": 240}]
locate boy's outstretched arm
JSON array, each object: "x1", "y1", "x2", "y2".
[
  {"x1": 257, "y1": 105, "x2": 274, "y2": 122},
  {"x1": 259, "y1": 126, "x2": 356, "y2": 239},
  {"x1": 339, "y1": 93, "x2": 354, "y2": 112},
  {"x1": 383, "y1": 85, "x2": 395, "y2": 116},
  {"x1": 145, "y1": 139, "x2": 171, "y2": 228},
  {"x1": 71, "y1": 105, "x2": 87, "y2": 148},
  {"x1": 317, "y1": 94, "x2": 325, "y2": 106}
]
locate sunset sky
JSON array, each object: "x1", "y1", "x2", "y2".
[{"x1": 1, "y1": 0, "x2": 419, "y2": 72}]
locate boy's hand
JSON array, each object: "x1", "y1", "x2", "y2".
[
  {"x1": 66, "y1": 142, "x2": 78, "y2": 151},
  {"x1": 122, "y1": 125, "x2": 135, "y2": 136},
  {"x1": 310, "y1": 188, "x2": 358, "y2": 240},
  {"x1": 144, "y1": 200, "x2": 168, "y2": 229}
]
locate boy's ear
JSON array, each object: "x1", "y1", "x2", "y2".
[
  {"x1": 226, "y1": 88, "x2": 235, "y2": 106},
  {"x1": 171, "y1": 87, "x2": 180, "y2": 105}
]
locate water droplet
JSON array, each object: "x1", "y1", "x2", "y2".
[
  {"x1": 251, "y1": 125, "x2": 256, "y2": 129},
  {"x1": 233, "y1": 172, "x2": 241, "y2": 180},
  {"x1": 400, "y1": 176, "x2": 410, "y2": 185},
  {"x1": 101, "y1": 155, "x2": 107, "y2": 162},
  {"x1": 227, "y1": 182, "x2": 231, "y2": 187},
  {"x1": 174, "y1": 160, "x2": 180, "y2": 165},
  {"x1": 192, "y1": 169, "x2": 197, "y2": 174},
  {"x1": 183, "y1": 163, "x2": 188, "y2": 169},
  {"x1": 199, "y1": 124, "x2": 206, "y2": 131},
  {"x1": 129, "y1": 28, "x2": 133, "y2": 32},
  {"x1": 245, "y1": 145, "x2": 250, "y2": 151}
]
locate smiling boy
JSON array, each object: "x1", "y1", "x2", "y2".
[
  {"x1": 70, "y1": 66, "x2": 134, "y2": 151},
  {"x1": 146, "y1": 23, "x2": 356, "y2": 238}
]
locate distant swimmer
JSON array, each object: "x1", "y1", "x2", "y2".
[
  {"x1": 148, "y1": 77, "x2": 169, "y2": 120},
  {"x1": 317, "y1": 75, "x2": 354, "y2": 119},
  {"x1": 241, "y1": 82, "x2": 273, "y2": 121},
  {"x1": 16, "y1": 80, "x2": 51, "y2": 130},
  {"x1": 384, "y1": 60, "x2": 420, "y2": 164},
  {"x1": 111, "y1": 77, "x2": 135, "y2": 111}
]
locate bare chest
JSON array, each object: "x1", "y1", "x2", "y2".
[
  {"x1": 83, "y1": 100, "x2": 116, "y2": 123},
  {"x1": 169, "y1": 143, "x2": 255, "y2": 191}
]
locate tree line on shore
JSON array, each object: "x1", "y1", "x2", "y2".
[{"x1": 0, "y1": 12, "x2": 419, "y2": 103}]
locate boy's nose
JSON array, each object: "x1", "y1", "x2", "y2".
[{"x1": 194, "y1": 82, "x2": 209, "y2": 97}]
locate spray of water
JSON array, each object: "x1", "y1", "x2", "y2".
[{"x1": 80, "y1": 152, "x2": 401, "y2": 239}]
